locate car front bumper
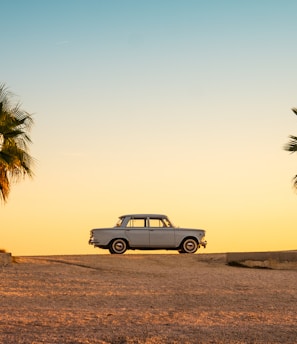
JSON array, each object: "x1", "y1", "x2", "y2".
[{"x1": 200, "y1": 240, "x2": 207, "y2": 248}]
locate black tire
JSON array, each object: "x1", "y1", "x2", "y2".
[
  {"x1": 180, "y1": 238, "x2": 198, "y2": 254},
  {"x1": 109, "y1": 239, "x2": 127, "y2": 254}
]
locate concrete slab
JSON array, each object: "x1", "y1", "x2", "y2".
[{"x1": 0, "y1": 252, "x2": 12, "y2": 266}]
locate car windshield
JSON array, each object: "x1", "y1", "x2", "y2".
[{"x1": 163, "y1": 217, "x2": 174, "y2": 227}]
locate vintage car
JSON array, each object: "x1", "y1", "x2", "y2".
[{"x1": 89, "y1": 214, "x2": 207, "y2": 254}]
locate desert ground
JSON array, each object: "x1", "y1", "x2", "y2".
[{"x1": 1, "y1": 253, "x2": 297, "y2": 344}]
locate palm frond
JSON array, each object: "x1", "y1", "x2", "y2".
[
  {"x1": 284, "y1": 135, "x2": 297, "y2": 152},
  {"x1": 0, "y1": 84, "x2": 34, "y2": 203},
  {"x1": 293, "y1": 175, "x2": 297, "y2": 190},
  {"x1": 0, "y1": 167, "x2": 10, "y2": 202}
]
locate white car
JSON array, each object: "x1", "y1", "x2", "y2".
[{"x1": 89, "y1": 214, "x2": 207, "y2": 254}]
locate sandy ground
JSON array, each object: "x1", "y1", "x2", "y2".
[{"x1": 1, "y1": 254, "x2": 297, "y2": 344}]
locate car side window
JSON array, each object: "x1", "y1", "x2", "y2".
[
  {"x1": 149, "y1": 218, "x2": 167, "y2": 228},
  {"x1": 126, "y1": 218, "x2": 146, "y2": 228}
]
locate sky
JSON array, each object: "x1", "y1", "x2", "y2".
[{"x1": 1, "y1": 0, "x2": 297, "y2": 256}]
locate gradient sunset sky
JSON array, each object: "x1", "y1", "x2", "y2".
[{"x1": 2, "y1": 0, "x2": 297, "y2": 255}]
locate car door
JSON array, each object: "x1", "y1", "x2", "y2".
[
  {"x1": 124, "y1": 217, "x2": 150, "y2": 248},
  {"x1": 148, "y1": 217, "x2": 175, "y2": 248}
]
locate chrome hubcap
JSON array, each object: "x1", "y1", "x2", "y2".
[
  {"x1": 115, "y1": 243, "x2": 124, "y2": 250},
  {"x1": 186, "y1": 242, "x2": 194, "y2": 250}
]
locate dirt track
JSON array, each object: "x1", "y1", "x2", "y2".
[{"x1": 1, "y1": 254, "x2": 296, "y2": 343}]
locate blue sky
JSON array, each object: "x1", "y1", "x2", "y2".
[{"x1": 1, "y1": 0, "x2": 297, "y2": 255}]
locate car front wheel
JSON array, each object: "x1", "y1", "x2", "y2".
[
  {"x1": 109, "y1": 239, "x2": 127, "y2": 254},
  {"x1": 180, "y1": 238, "x2": 198, "y2": 254}
]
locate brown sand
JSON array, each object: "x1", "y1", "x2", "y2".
[{"x1": 1, "y1": 254, "x2": 296, "y2": 343}]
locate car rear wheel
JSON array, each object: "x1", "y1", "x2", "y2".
[
  {"x1": 180, "y1": 238, "x2": 198, "y2": 254},
  {"x1": 109, "y1": 239, "x2": 127, "y2": 254}
]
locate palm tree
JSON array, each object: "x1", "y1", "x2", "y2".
[
  {"x1": 0, "y1": 84, "x2": 34, "y2": 203},
  {"x1": 284, "y1": 108, "x2": 297, "y2": 189}
]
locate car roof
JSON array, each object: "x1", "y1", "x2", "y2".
[{"x1": 120, "y1": 214, "x2": 168, "y2": 219}]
